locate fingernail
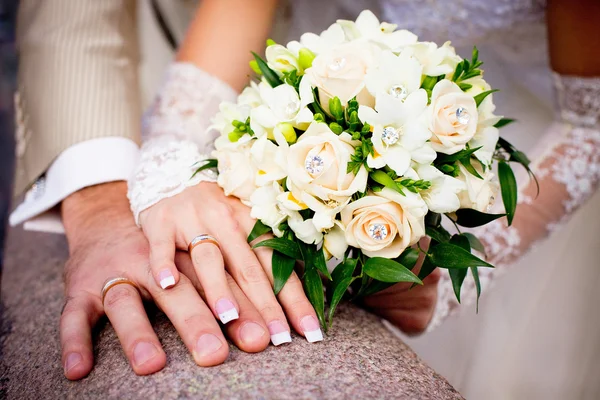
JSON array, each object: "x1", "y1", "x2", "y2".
[
  {"x1": 268, "y1": 320, "x2": 292, "y2": 346},
  {"x1": 133, "y1": 341, "x2": 159, "y2": 367},
  {"x1": 64, "y1": 352, "x2": 82, "y2": 374},
  {"x1": 300, "y1": 316, "x2": 323, "y2": 343},
  {"x1": 215, "y1": 298, "x2": 239, "y2": 324},
  {"x1": 240, "y1": 322, "x2": 266, "y2": 345},
  {"x1": 196, "y1": 334, "x2": 223, "y2": 358},
  {"x1": 158, "y1": 270, "x2": 175, "y2": 289}
]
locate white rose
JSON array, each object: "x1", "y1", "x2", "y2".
[
  {"x1": 305, "y1": 42, "x2": 379, "y2": 114},
  {"x1": 215, "y1": 142, "x2": 257, "y2": 203},
  {"x1": 429, "y1": 80, "x2": 479, "y2": 154},
  {"x1": 287, "y1": 122, "x2": 368, "y2": 204},
  {"x1": 405, "y1": 41, "x2": 461, "y2": 76},
  {"x1": 456, "y1": 163, "x2": 499, "y2": 212},
  {"x1": 415, "y1": 164, "x2": 465, "y2": 213},
  {"x1": 340, "y1": 188, "x2": 427, "y2": 258}
]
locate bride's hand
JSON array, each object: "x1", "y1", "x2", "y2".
[{"x1": 139, "y1": 182, "x2": 322, "y2": 345}]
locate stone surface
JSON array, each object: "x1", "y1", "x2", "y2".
[{"x1": 0, "y1": 227, "x2": 462, "y2": 399}]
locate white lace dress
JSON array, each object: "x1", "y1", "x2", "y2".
[{"x1": 130, "y1": 1, "x2": 600, "y2": 398}]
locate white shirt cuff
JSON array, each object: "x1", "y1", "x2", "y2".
[{"x1": 9, "y1": 137, "x2": 140, "y2": 234}]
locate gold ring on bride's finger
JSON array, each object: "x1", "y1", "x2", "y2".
[
  {"x1": 101, "y1": 277, "x2": 140, "y2": 305},
  {"x1": 188, "y1": 234, "x2": 220, "y2": 253}
]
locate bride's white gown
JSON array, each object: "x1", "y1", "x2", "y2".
[{"x1": 135, "y1": 1, "x2": 600, "y2": 398}]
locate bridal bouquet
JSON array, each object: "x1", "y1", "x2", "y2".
[{"x1": 199, "y1": 10, "x2": 533, "y2": 328}]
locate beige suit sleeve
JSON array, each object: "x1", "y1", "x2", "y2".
[{"x1": 14, "y1": 0, "x2": 141, "y2": 196}]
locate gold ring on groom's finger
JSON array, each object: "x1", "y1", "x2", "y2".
[
  {"x1": 188, "y1": 234, "x2": 221, "y2": 253},
  {"x1": 101, "y1": 277, "x2": 140, "y2": 306}
]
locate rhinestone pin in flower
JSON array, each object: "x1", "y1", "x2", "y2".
[
  {"x1": 388, "y1": 84, "x2": 408, "y2": 101},
  {"x1": 455, "y1": 107, "x2": 470, "y2": 125},
  {"x1": 368, "y1": 223, "x2": 389, "y2": 241},
  {"x1": 328, "y1": 58, "x2": 346, "y2": 72},
  {"x1": 381, "y1": 126, "x2": 400, "y2": 146},
  {"x1": 305, "y1": 154, "x2": 324, "y2": 176}
]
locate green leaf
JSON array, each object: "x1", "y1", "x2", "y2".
[
  {"x1": 421, "y1": 75, "x2": 441, "y2": 91},
  {"x1": 458, "y1": 83, "x2": 473, "y2": 91},
  {"x1": 272, "y1": 251, "x2": 296, "y2": 295},
  {"x1": 298, "y1": 242, "x2": 332, "y2": 280},
  {"x1": 448, "y1": 235, "x2": 471, "y2": 302},
  {"x1": 363, "y1": 257, "x2": 422, "y2": 284},
  {"x1": 426, "y1": 225, "x2": 451, "y2": 244},
  {"x1": 435, "y1": 146, "x2": 482, "y2": 164},
  {"x1": 327, "y1": 276, "x2": 355, "y2": 327},
  {"x1": 331, "y1": 258, "x2": 357, "y2": 284},
  {"x1": 417, "y1": 255, "x2": 437, "y2": 282},
  {"x1": 247, "y1": 220, "x2": 272, "y2": 243},
  {"x1": 453, "y1": 208, "x2": 505, "y2": 228},
  {"x1": 470, "y1": 267, "x2": 482, "y2": 312},
  {"x1": 370, "y1": 171, "x2": 403, "y2": 195},
  {"x1": 451, "y1": 61, "x2": 464, "y2": 82},
  {"x1": 253, "y1": 238, "x2": 302, "y2": 259},
  {"x1": 493, "y1": 118, "x2": 516, "y2": 128},
  {"x1": 251, "y1": 52, "x2": 283, "y2": 87},
  {"x1": 191, "y1": 159, "x2": 217, "y2": 179},
  {"x1": 474, "y1": 89, "x2": 499, "y2": 107},
  {"x1": 462, "y1": 232, "x2": 486, "y2": 254},
  {"x1": 304, "y1": 267, "x2": 326, "y2": 329},
  {"x1": 397, "y1": 248, "x2": 420, "y2": 270},
  {"x1": 498, "y1": 160, "x2": 517, "y2": 225},
  {"x1": 429, "y1": 242, "x2": 494, "y2": 269},
  {"x1": 361, "y1": 280, "x2": 395, "y2": 297},
  {"x1": 459, "y1": 157, "x2": 483, "y2": 179}
]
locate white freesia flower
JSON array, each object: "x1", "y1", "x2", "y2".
[
  {"x1": 215, "y1": 141, "x2": 257, "y2": 204},
  {"x1": 416, "y1": 164, "x2": 466, "y2": 213},
  {"x1": 212, "y1": 101, "x2": 253, "y2": 142},
  {"x1": 323, "y1": 223, "x2": 347, "y2": 260},
  {"x1": 405, "y1": 41, "x2": 461, "y2": 77},
  {"x1": 298, "y1": 189, "x2": 349, "y2": 232},
  {"x1": 287, "y1": 212, "x2": 323, "y2": 245},
  {"x1": 304, "y1": 41, "x2": 379, "y2": 114},
  {"x1": 456, "y1": 163, "x2": 499, "y2": 212},
  {"x1": 358, "y1": 90, "x2": 434, "y2": 176},
  {"x1": 300, "y1": 23, "x2": 346, "y2": 55},
  {"x1": 250, "y1": 134, "x2": 287, "y2": 186},
  {"x1": 287, "y1": 122, "x2": 368, "y2": 204},
  {"x1": 341, "y1": 188, "x2": 427, "y2": 258},
  {"x1": 429, "y1": 79, "x2": 479, "y2": 154},
  {"x1": 365, "y1": 50, "x2": 423, "y2": 100},
  {"x1": 266, "y1": 43, "x2": 300, "y2": 73},
  {"x1": 251, "y1": 83, "x2": 313, "y2": 132},
  {"x1": 337, "y1": 10, "x2": 417, "y2": 50},
  {"x1": 237, "y1": 81, "x2": 263, "y2": 108},
  {"x1": 249, "y1": 183, "x2": 288, "y2": 236}
]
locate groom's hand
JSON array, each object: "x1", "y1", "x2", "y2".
[{"x1": 59, "y1": 182, "x2": 271, "y2": 380}]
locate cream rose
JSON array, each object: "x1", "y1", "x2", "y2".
[
  {"x1": 340, "y1": 188, "x2": 427, "y2": 258},
  {"x1": 456, "y1": 163, "x2": 499, "y2": 212},
  {"x1": 287, "y1": 122, "x2": 368, "y2": 204},
  {"x1": 305, "y1": 42, "x2": 379, "y2": 114},
  {"x1": 215, "y1": 142, "x2": 257, "y2": 203},
  {"x1": 429, "y1": 80, "x2": 479, "y2": 154}
]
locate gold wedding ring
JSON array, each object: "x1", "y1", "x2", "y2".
[
  {"x1": 101, "y1": 277, "x2": 140, "y2": 305},
  {"x1": 188, "y1": 234, "x2": 220, "y2": 253}
]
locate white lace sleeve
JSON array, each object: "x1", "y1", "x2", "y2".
[
  {"x1": 127, "y1": 63, "x2": 237, "y2": 224},
  {"x1": 428, "y1": 74, "x2": 600, "y2": 331}
]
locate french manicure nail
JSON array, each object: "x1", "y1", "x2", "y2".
[
  {"x1": 196, "y1": 333, "x2": 223, "y2": 358},
  {"x1": 158, "y1": 270, "x2": 175, "y2": 289},
  {"x1": 64, "y1": 352, "x2": 82, "y2": 374},
  {"x1": 133, "y1": 341, "x2": 159, "y2": 367},
  {"x1": 268, "y1": 320, "x2": 292, "y2": 346},
  {"x1": 240, "y1": 322, "x2": 266, "y2": 344},
  {"x1": 300, "y1": 316, "x2": 323, "y2": 343},
  {"x1": 215, "y1": 298, "x2": 239, "y2": 324}
]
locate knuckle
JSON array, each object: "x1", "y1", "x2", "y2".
[
  {"x1": 192, "y1": 245, "x2": 223, "y2": 267},
  {"x1": 238, "y1": 264, "x2": 266, "y2": 285},
  {"x1": 103, "y1": 285, "x2": 136, "y2": 310},
  {"x1": 257, "y1": 303, "x2": 283, "y2": 318},
  {"x1": 216, "y1": 202, "x2": 235, "y2": 219}
]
